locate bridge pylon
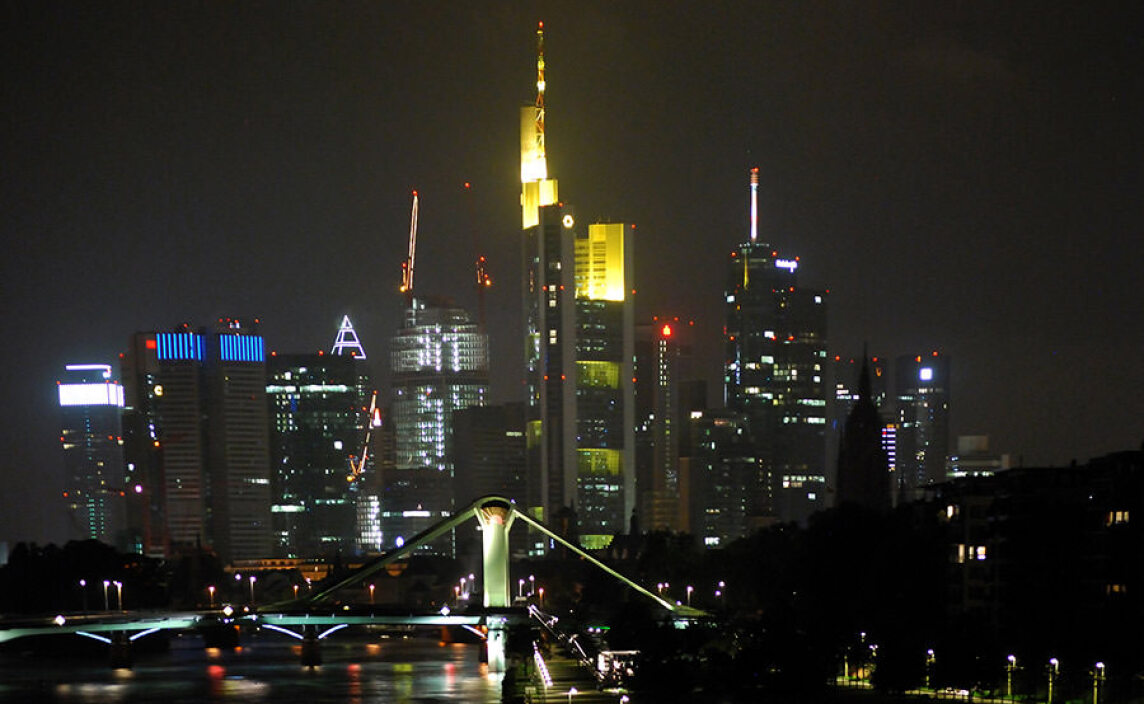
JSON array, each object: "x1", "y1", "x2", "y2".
[{"x1": 475, "y1": 498, "x2": 516, "y2": 608}]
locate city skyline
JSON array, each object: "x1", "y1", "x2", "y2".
[{"x1": 3, "y1": 2, "x2": 1142, "y2": 544}]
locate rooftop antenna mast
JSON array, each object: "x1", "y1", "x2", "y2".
[
  {"x1": 750, "y1": 167, "x2": 759, "y2": 243},
  {"x1": 399, "y1": 190, "x2": 419, "y2": 307},
  {"x1": 535, "y1": 21, "x2": 546, "y2": 164}
]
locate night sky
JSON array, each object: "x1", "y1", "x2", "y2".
[{"x1": 3, "y1": 2, "x2": 1142, "y2": 544}]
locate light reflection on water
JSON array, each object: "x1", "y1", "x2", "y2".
[{"x1": 0, "y1": 633, "x2": 502, "y2": 703}]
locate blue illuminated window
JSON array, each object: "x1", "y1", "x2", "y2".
[
  {"x1": 219, "y1": 335, "x2": 265, "y2": 363},
  {"x1": 156, "y1": 333, "x2": 204, "y2": 361}
]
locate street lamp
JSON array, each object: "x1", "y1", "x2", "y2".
[
  {"x1": 208, "y1": 585, "x2": 216, "y2": 607},
  {"x1": 292, "y1": 584, "x2": 299, "y2": 600},
  {"x1": 567, "y1": 686, "x2": 578, "y2": 703},
  {"x1": 102, "y1": 580, "x2": 110, "y2": 611},
  {"x1": 248, "y1": 575, "x2": 256, "y2": 604},
  {"x1": 1093, "y1": 662, "x2": 1105, "y2": 704},
  {"x1": 1006, "y1": 654, "x2": 1017, "y2": 699},
  {"x1": 454, "y1": 585, "x2": 461, "y2": 605},
  {"x1": 369, "y1": 583, "x2": 375, "y2": 605},
  {"x1": 113, "y1": 580, "x2": 123, "y2": 611},
  {"x1": 460, "y1": 577, "x2": 467, "y2": 599},
  {"x1": 538, "y1": 587, "x2": 544, "y2": 607},
  {"x1": 78, "y1": 579, "x2": 87, "y2": 612},
  {"x1": 519, "y1": 578, "x2": 525, "y2": 598},
  {"x1": 529, "y1": 575, "x2": 535, "y2": 596},
  {"x1": 1048, "y1": 658, "x2": 1060, "y2": 704},
  {"x1": 686, "y1": 585, "x2": 694, "y2": 607},
  {"x1": 926, "y1": 649, "x2": 936, "y2": 689}
]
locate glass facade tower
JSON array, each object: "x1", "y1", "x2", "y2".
[
  {"x1": 266, "y1": 353, "x2": 365, "y2": 558},
  {"x1": 57, "y1": 364, "x2": 126, "y2": 545},
  {"x1": 724, "y1": 239, "x2": 828, "y2": 524},
  {"x1": 384, "y1": 298, "x2": 488, "y2": 555}
]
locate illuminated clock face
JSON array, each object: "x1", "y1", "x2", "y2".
[{"x1": 562, "y1": 214, "x2": 574, "y2": 229}]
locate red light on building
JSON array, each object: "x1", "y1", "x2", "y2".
[
  {"x1": 661, "y1": 324, "x2": 673, "y2": 338},
  {"x1": 145, "y1": 339, "x2": 157, "y2": 350}
]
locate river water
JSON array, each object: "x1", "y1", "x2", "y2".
[{"x1": 0, "y1": 631, "x2": 502, "y2": 703}]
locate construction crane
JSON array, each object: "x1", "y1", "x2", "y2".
[
  {"x1": 463, "y1": 181, "x2": 493, "y2": 329},
  {"x1": 347, "y1": 390, "x2": 381, "y2": 483},
  {"x1": 399, "y1": 190, "x2": 419, "y2": 307},
  {"x1": 475, "y1": 255, "x2": 492, "y2": 329}
]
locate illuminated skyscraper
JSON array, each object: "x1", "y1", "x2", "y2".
[
  {"x1": 895, "y1": 352, "x2": 951, "y2": 502},
  {"x1": 266, "y1": 352, "x2": 365, "y2": 558},
  {"x1": 724, "y1": 168, "x2": 828, "y2": 524},
  {"x1": 521, "y1": 24, "x2": 635, "y2": 550},
  {"x1": 57, "y1": 364, "x2": 126, "y2": 545},
  {"x1": 635, "y1": 319, "x2": 697, "y2": 533},
  {"x1": 121, "y1": 319, "x2": 272, "y2": 561},
  {"x1": 384, "y1": 298, "x2": 488, "y2": 555}
]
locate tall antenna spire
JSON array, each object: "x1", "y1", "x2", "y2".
[
  {"x1": 750, "y1": 167, "x2": 759, "y2": 243},
  {"x1": 535, "y1": 21, "x2": 546, "y2": 163},
  {"x1": 331, "y1": 315, "x2": 367, "y2": 359}
]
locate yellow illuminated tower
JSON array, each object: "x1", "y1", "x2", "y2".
[
  {"x1": 521, "y1": 22, "x2": 558, "y2": 229},
  {"x1": 521, "y1": 25, "x2": 635, "y2": 552}
]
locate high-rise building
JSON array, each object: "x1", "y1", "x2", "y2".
[
  {"x1": 121, "y1": 319, "x2": 272, "y2": 562},
  {"x1": 724, "y1": 168, "x2": 828, "y2": 524},
  {"x1": 894, "y1": 352, "x2": 951, "y2": 502},
  {"x1": 453, "y1": 403, "x2": 527, "y2": 507},
  {"x1": 520, "y1": 25, "x2": 635, "y2": 551},
  {"x1": 683, "y1": 409, "x2": 763, "y2": 548},
  {"x1": 57, "y1": 364, "x2": 127, "y2": 545},
  {"x1": 266, "y1": 352, "x2": 365, "y2": 558},
  {"x1": 635, "y1": 319, "x2": 698, "y2": 533},
  {"x1": 453, "y1": 403, "x2": 528, "y2": 557},
  {"x1": 384, "y1": 298, "x2": 488, "y2": 555}
]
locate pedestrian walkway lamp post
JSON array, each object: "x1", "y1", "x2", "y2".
[
  {"x1": 248, "y1": 575, "x2": 256, "y2": 605},
  {"x1": 369, "y1": 583, "x2": 375, "y2": 605},
  {"x1": 686, "y1": 585, "x2": 693, "y2": 607},
  {"x1": 925, "y1": 649, "x2": 935, "y2": 689},
  {"x1": 1092, "y1": 662, "x2": 1105, "y2": 704},
  {"x1": 1048, "y1": 658, "x2": 1060, "y2": 704},
  {"x1": 113, "y1": 581, "x2": 123, "y2": 611},
  {"x1": 102, "y1": 580, "x2": 110, "y2": 611},
  {"x1": 567, "y1": 686, "x2": 578, "y2": 703},
  {"x1": 1007, "y1": 654, "x2": 1017, "y2": 699},
  {"x1": 208, "y1": 585, "x2": 216, "y2": 607},
  {"x1": 78, "y1": 579, "x2": 87, "y2": 613}
]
